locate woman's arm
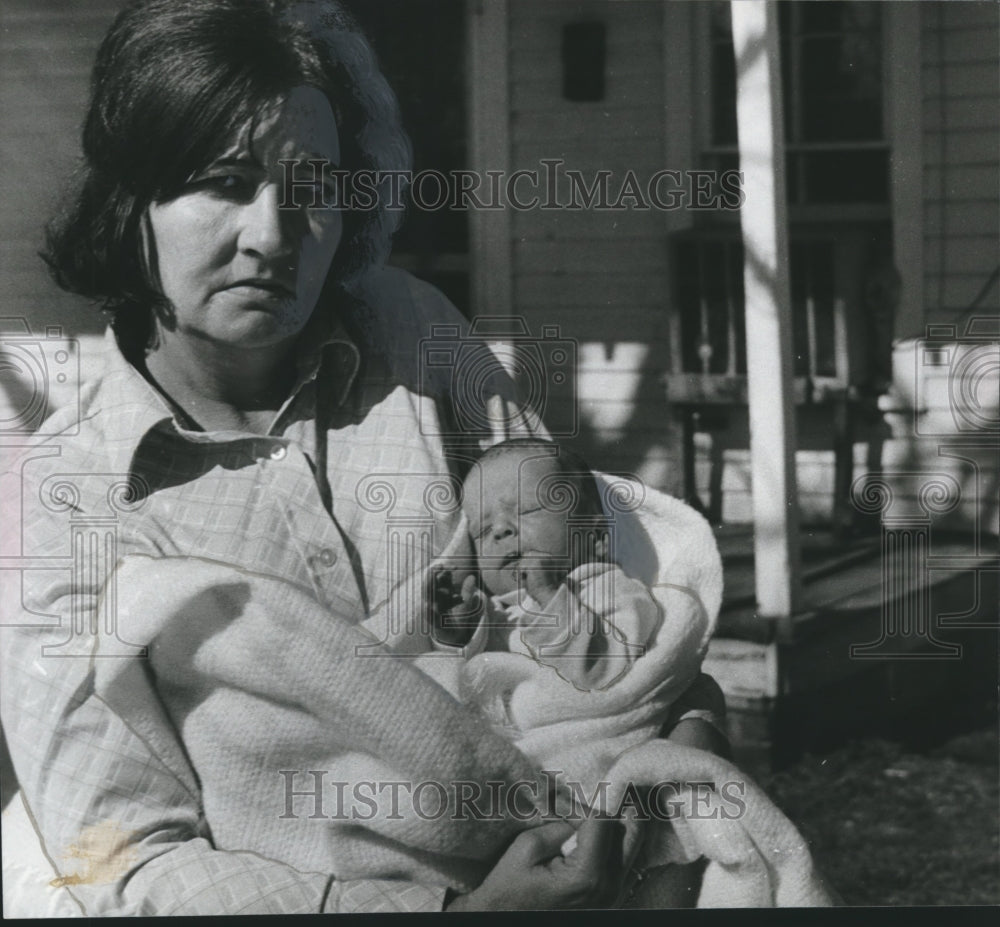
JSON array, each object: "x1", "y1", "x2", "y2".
[
  {"x1": 0, "y1": 579, "x2": 448, "y2": 915},
  {"x1": 668, "y1": 716, "x2": 733, "y2": 760},
  {"x1": 661, "y1": 672, "x2": 731, "y2": 756}
]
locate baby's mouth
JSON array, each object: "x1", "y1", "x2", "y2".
[{"x1": 499, "y1": 551, "x2": 521, "y2": 569}]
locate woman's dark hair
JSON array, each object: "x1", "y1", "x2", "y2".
[{"x1": 43, "y1": 0, "x2": 410, "y2": 339}]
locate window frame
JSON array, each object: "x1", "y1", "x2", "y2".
[{"x1": 693, "y1": 0, "x2": 893, "y2": 224}]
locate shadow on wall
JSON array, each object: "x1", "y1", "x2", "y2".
[{"x1": 878, "y1": 317, "x2": 1000, "y2": 539}]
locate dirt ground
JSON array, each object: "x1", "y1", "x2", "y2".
[{"x1": 760, "y1": 726, "x2": 1000, "y2": 906}]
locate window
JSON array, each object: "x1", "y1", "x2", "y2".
[
  {"x1": 705, "y1": 0, "x2": 888, "y2": 208},
  {"x1": 343, "y1": 0, "x2": 469, "y2": 313}
]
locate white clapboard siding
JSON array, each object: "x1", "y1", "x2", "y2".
[
  {"x1": 921, "y1": 1, "x2": 1000, "y2": 324},
  {"x1": 924, "y1": 200, "x2": 999, "y2": 240},
  {"x1": 505, "y1": 0, "x2": 678, "y2": 485},
  {"x1": 924, "y1": 238, "x2": 1000, "y2": 276},
  {"x1": 511, "y1": 204, "x2": 672, "y2": 241}
]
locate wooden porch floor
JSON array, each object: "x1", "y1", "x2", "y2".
[
  {"x1": 706, "y1": 525, "x2": 998, "y2": 770},
  {"x1": 713, "y1": 524, "x2": 994, "y2": 645}
]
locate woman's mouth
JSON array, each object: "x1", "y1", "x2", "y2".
[{"x1": 224, "y1": 279, "x2": 296, "y2": 300}]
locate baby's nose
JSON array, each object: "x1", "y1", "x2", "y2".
[{"x1": 491, "y1": 516, "x2": 516, "y2": 541}]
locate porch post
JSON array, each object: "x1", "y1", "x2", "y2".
[{"x1": 730, "y1": 0, "x2": 802, "y2": 632}]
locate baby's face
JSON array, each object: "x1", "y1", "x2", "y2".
[{"x1": 462, "y1": 452, "x2": 573, "y2": 597}]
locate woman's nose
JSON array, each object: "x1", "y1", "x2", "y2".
[{"x1": 238, "y1": 182, "x2": 298, "y2": 259}]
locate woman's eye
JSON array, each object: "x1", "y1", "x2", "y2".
[
  {"x1": 193, "y1": 173, "x2": 255, "y2": 199},
  {"x1": 218, "y1": 174, "x2": 251, "y2": 192}
]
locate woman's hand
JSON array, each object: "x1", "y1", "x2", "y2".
[{"x1": 445, "y1": 817, "x2": 626, "y2": 911}]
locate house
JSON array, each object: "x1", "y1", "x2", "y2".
[
  {"x1": 2, "y1": 0, "x2": 997, "y2": 769},
  {"x1": 438, "y1": 0, "x2": 999, "y2": 767}
]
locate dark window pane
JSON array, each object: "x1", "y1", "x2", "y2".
[
  {"x1": 729, "y1": 244, "x2": 747, "y2": 374},
  {"x1": 786, "y1": 150, "x2": 801, "y2": 204},
  {"x1": 798, "y1": 0, "x2": 850, "y2": 34},
  {"x1": 675, "y1": 238, "x2": 745, "y2": 374},
  {"x1": 800, "y1": 35, "x2": 882, "y2": 141},
  {"x1": 790, "y1": 241, "x2": 811, "y2": 376},
  {"x1": 705, "y1": 151, "x2": 741, "y2": 176},
  {"x1": 790, "y1": 241, "x2": 838, "y2": 377},
  {"x1": 562, "y1": 22, "x2": 607, "y2": 102},
  {"x1": 343, "y1": 0, "x2": 469, "y2": 282},
  {"x1": 842, "y1": 1, "x2": 882, "y2": 38},
  {"x1": 778, "y1": 0, "x2": 793, "y2": 35},
  {"x1": 418, "y1": 271, "x2": 469, "y2": 316},
  {"x1": 795, "y1": 1, "x2": 882, "y2": 39},
  {"x1": 676, "y1": 241, "x2": 703, "y2": 372},
  {"x1": 710, "y1": 0, "x2": 733, "y2": 40},
  {"x1": 711, "y1": 44, "x2": 737, "y2": 145},
  {"x1": 702, "y1": 240, "x2": 732, "y2": 374},
  {"x1": 800, "y1": 149, "x2": 889, "y2": 203},
  {"x1": 707, "y1": 0, "x2": 885, "y2": 203},
  {"x1": 807, "y1": 243, "x2": 837, "y2": 377},
  {"x1": 710, "y1": 1, "x2": 737, "y2": 146}
]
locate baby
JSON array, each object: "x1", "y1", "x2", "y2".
[{"x1": 432, "y1": 438, "x2": 664, "y2": 691}]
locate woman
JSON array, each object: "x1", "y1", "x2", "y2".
[{"x1": 1, "y1": 0, "x2": 728, "y2": 914}]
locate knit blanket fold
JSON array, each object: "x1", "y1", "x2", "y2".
[
  {"x1": 600, "y1": 741, "x2": 835, "y2": 907},
  {"x1": 94, "y1": 554, "x2": 542, "y2": 889},
  {"x1": 78, "y1": 476, "x2": 833, "y2": 907}
]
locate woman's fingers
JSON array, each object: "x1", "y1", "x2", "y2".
[
  {"x1": 458, "y1": 818, "x2": 627, "y2": 910},
  {"x1": 557, "y1": 817, "x2": 627, "y2": 905},
  {"x1": 508, "y1": 821, "x2": 577, "y2": 867},
  {"x1": 567, "y1": 816, "x2": 623, "y2": 869}
]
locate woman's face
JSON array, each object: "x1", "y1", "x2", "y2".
[{"x1": 145, "y1": 85, "x2": 343, "y2": 351}]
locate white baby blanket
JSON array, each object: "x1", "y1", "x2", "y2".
[{"x1": 2, "y1": 475, "x2": 834, "y2": 911}]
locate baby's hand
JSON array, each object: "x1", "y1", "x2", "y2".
[
  {"x1": 516, "y1": 554, "x2": 564, "y2": 608},
  {"x1": 432, "y1": 569, "x2": 485, "y2": 648}
]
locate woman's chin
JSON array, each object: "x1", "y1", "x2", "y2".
[{"x1": 194, "y1": 302, "x2": 313, "y2": 349}]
